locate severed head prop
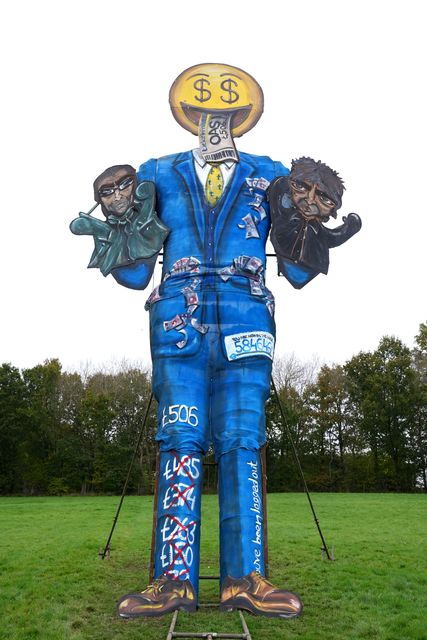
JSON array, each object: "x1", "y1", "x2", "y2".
[
  {"x1": 269, "y1": 157, "x2": 361, "y2": 281},
  {"x1": 93, "y1": 164, "x2": 137, "y2": 219},
  {"x1": 70, "y1": 165, "x2": 169, "y2": 276},
  {"x1": 289, "y1": 157, "x2": 345, "y2": 221}
]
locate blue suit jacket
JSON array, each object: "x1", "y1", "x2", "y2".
[
  {"x1": 136, "y1": 150, "x2": 288, "y2": 276},
  {"x1": 114, "y1": 150, "x2": 291, "y2": 359}
]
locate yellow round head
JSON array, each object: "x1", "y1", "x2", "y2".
[{"x1": 169, "y1": 62, "x2": 264, "y2": 138}]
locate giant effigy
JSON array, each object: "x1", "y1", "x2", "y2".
[{"x1": 71, "y1": 63, "x2": 361, "y2": 620}]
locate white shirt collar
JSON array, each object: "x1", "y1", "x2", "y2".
[{"x1": 192, "y1": 148, "x2": 236, "y2": 170}]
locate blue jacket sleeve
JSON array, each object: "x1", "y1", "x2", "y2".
[
  {"x1": 274, "y1": 161, "x2": 290, "y2": 177},
  {"x1": 111, "y1": 255, "x2": 157, "y2": 290},
  {"x1": 137, "y1": 158, "x2": 157, "y2": 183}
]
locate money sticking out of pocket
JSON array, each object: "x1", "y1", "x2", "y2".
[{"x1": 199, "y1": 112, "x2": 239, "y2": 163}]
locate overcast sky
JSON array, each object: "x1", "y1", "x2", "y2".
[{"x1": 1, "y1": 0, "x2": 425, "y2": 373}]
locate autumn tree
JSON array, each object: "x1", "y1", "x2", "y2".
[
  {"x1": 345, "y1": 337, "x2": 416, "y2": 490},
  {"x1": 409, "y1": 322, "x2": 427, "y2": 490}
]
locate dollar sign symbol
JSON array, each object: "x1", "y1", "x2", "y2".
[
  {"x1": 220, "y1": 79, "x2": 239, "y2": 104},
  {"x1": 194, "y1": 78, "x2": 211, "y2": 103}
]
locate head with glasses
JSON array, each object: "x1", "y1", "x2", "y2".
[{"x1": 93, "y1": 165, "x2": 136, "y2": 217}]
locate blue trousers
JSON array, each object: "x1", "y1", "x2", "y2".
[
  {"x1": 150, "y1": 288, "x2": 274, "y2": 457},
  {"x1": 151, "y1": 288, "x2": 273, "y2": 592},
  {"x1": 154, "y1": 449, "x2": 266, "y2": 592}
]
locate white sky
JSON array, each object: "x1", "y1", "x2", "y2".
[{"x1": 1, "y1": 0, "x2": 426, "y2": 373}]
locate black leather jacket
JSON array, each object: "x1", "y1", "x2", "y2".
[{"x1": 269, "y1": 176, "x2": 362, "y2": 276}]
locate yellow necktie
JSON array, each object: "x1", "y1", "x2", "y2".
[{"x1": 205, "y1": 163, "x2": 223, "y2": 207}]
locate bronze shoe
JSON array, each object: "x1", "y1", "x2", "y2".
[
  {"x1": 117, "y1": 574, "x2": 197, "y2": 618},
  {"x1": 220, "y1": 571, "x2": 302, "y2": 619}
]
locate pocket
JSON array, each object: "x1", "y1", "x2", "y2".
[
  {"x1": 149, "y1": 297, "x2": 204, "y2": 359},
  {"x1": 218, "y1": 291, "x2": 276, "y2": 362}
]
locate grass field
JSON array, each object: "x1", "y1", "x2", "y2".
[{"x1": 0, "y1": 493, "x2": 426, "y2": 640}]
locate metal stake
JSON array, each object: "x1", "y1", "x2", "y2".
[
  {"x1": 100, "y1": 391, "x2": 154, "y2": 559},
  {"x1": 271, "y1": 376, "x2": 333, "y2": 561}
]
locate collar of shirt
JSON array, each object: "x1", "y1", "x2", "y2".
[{"x1": 192, "y1": 148, "x2": 236, "y2": 191}]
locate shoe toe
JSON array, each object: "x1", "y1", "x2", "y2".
[
  {"x1": 275, "y1": 592, "x2": 303, "y2": 618},
  {"x1": 117, "y1": 594, "x2": 151, "y2": 618}
]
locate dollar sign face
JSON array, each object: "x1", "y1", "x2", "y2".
[
  {"x1": 169, "y1": 63, "x2": 264, "y2": 137},
  {"x1": 193, "y1": 78, "x2": 212, "y2": 103},
  {"x1": 220, "y1": 78, "x2": 239, "y2": 104}
]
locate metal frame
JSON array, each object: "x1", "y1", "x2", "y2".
[{"x1": 166, "y1": 609, "x2": 252, "y2": 640}]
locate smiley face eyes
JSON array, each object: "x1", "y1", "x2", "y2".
[{"x1": 190, "y1": 74, "x2": 241, "y2": 105}]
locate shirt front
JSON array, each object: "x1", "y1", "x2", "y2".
[{"x1": 192, "y1": 148, "x2": 236, "y2": 192}]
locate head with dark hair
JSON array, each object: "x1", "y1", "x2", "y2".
[
  {"x1": 94, "y1": 165, "x2": 137, "y2": 217},
  {"x1": 289, "y1": 157, "x2": 345, "y2": 220}
]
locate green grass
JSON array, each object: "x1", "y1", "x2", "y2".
[{"x1": 0, "y1": 493, "x2": 426, "y2": 640}]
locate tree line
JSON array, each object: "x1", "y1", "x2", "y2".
[{"x1": 1, "y1": 324, "x2": 426, "y2": 495}]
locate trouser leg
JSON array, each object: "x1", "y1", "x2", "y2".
[
  {"x1": 218, "y1": 448, "x2": 265, "y2": 584},
  {"x1": 154, "y1": 450, "x2": 203, "y2": 597},
  {"x1": 151, "y1": 351, "x2": 209, "y2": 599},
  {"x1": 218, "y1": 447, "x2": 303, "y2": 619}
]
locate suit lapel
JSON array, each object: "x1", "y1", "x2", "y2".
[
  {"x1": 172, "y1": 152, "x2": 205, "y2": 251},
  {"x1": 214, "y1": 155, "x2": 257, "y2": 247}
]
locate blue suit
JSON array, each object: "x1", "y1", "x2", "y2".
[{"x1": 114, "y1": 150, "x2": 290, "y2": 589}]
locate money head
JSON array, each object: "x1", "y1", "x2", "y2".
[
  {"x1": 94, "y1": 165, "x2": 136, "y2": 217},
  {"x1": 289, "y1": 157, "x2": 345, "y2": 221},
  {"x1": 169, "y1": 62, "x2": 264, "y2": 138}
]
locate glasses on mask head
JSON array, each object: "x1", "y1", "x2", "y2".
[{"x1": 98, "y1": 176, "x2": 134, "y2": 198}]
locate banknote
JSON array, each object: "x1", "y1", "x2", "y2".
[
  {"x1": 190, "y1": 318, "x2": 209, "y2": 334},
  {"x1": 190, "y1": 277, "x2": 202, "y2": 289},
  {"x1": 238, "y1": 213, "x2": 260, "y2": 239},
  {"x1": 219, "y1": 265, "x2": 236, "y2": 281},
  {"x1": 164, "y1": 315, "x2": 185, "y2": 332},
  {"x1": 186, "y1": 304, "x2": 198, "y2": 315},
  {"x1": 170, "y1": 256, "x2": 201, "y2": 275},
  {"x1": 144, "y1": 285, "x2": 162, "y2": 310},
  {"x1": 234, "y1": 255, "x2": 250, "y2": 271},
  {"x1": 249, "y1": 278, "x2": 264, "y2": 296},
  {"x1": 176, "y1": 329, "x2": 188, "y2": 349},
  {"x1": 182, "y1": 287, "x2": 199, "y2": 307},
  {"x1": 199, "y1": 112, "x2": 239, "y2": 163},
  {"x1": 249, "y1": 192, "x2": 267, "y2": 220},
  {"x1": 246, "y1": 177, "x2": 270, "y2": 192},
  {"x1": 245, "y1": 256, "x2": 263, "y2": 274}
]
